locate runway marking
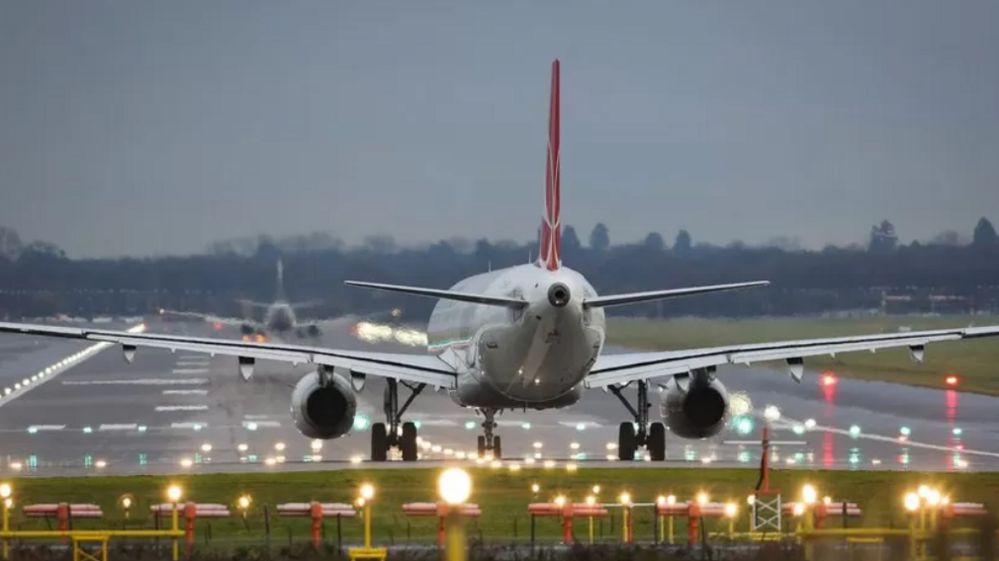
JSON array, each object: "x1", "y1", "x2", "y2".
[
  {"x1": 412, "y1": 419, "x2": 457, "y2": 427},
  {"x1": 28, "y1": 424, "x2": 65, "y2": 431},
  {"x1": 162, "y1": 389, "x2": 209, "y2": 396},
  {"x1": 243, "y1": 414, "x2": 278, "y2": 420},
  {"x1": 176, "y1": 361, "x2": 210, "y2": 367},
  {"x1": 179, "y1": 354, "x2": 206, "y2": 360},
  {"x1": 62, "y1": 378, "x2": 209, "y2": 386},
  {"x1": 243, "y1": 420, "x2": 281, "y2": 428},
  {"x1": 171, "y1": 422, "x2": 207, "y2": 430},
  {"x1": 172, "y1": 368, "x2": 210, "y2": 375},
  {"x1": 156, "y1": 405, "x2": 209, "y2": 412},
  {"x1": 99, "y1": 423, "x2": 138, "y2": 431}
]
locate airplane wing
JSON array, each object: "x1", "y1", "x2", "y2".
[
  {"x1": 0, "y1": 322, "x2": 456, "y2": 388},
  {"x1": 586, "y1": 324, "x2": 999, "y2": 388}
]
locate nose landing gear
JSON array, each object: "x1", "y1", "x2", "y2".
[
  {"x1": 609, "y1": 380, "x2": 666, "y2": 461},
  {"x1": 475, "y1": 408, "x2": 502, "y2": 459},
  {"x1": 370, "y1": 379, "x2": 425, "y2": 462}
]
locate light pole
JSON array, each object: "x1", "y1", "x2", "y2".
[
  {"x1": 724, "y1": 502, "x2": 738, "y2": 540},
  {"x1": 358, "y1": 483, "x2": 376, "y2": 548},
  {"x1": 237, "y1": 495, "x2": 252, "y2": 529},
  {"x1": 904, "y1": 491, "x2": 921, "y2": 558},
  {"x1": 585, "y1": 495, "x2": 597, "y2": 544},
  {"x1": 438, "y1": 468, "x2": 472, "y2": 561},
  {"x1": 1, "y1": 483, "x2": 11, "y2": 561},
  {"x1": 166, "y1": 484, "x2": 183, "y2": 561},
  {"x1": 618, "y1": 492, "x2": 632, "y2": 544}
]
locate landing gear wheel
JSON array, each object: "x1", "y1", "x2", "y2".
[
  {"x1": 371, "y1": 422, "x2": 388, "y2": 462},
  {"x1": 648, "y1": 421, "x2": 666, "y2": 461},
  {"x1": 379, "y1": 379, "x2": 426, "y2": 462},
  {"x1": 401, "y1": 422, "x2": 418, "y2": 462},
  {"x1": 618, "y1": 422, "x2": 637, "y2": 461},
  {"x1": 477, "y1": 408, "x2": 502, "y2": 459}
]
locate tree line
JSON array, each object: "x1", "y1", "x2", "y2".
[{"x1": 0, "y1": 218, "x2": 997, "y2": 320}]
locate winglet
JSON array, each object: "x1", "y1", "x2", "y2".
[{"x1": 538, "y1": 59, "x2": 561, "y2": 271}]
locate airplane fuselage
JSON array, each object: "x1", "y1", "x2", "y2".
[
  {"x1": 263, "y1": 302, "x2": 297, "y2": 333},
  {"x1": 427, "y1": 264, "x2": 606, "y2": 409}
]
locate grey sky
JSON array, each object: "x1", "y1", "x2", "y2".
[{"x1": 2, "y1": 1, "x2": 998, "y2": 257}]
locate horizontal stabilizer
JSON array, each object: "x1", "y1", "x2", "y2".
[
  {"x1": 583, "y1": 280, "x2": 770, "y2": 309},
  {"x1": 345, "y1": 281, "x2": 528, "y2": 308}
]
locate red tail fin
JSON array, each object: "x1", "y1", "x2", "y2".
[{"x1": 538, "y1": 59, "x2": 561, "y2": 271}]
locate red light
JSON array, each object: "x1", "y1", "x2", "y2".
[
  {"x1": 821, "y1": 372, "x2": 838, "y2": 386},
  {"x1": 212, "y1": 321, "x2": 224, "y2": 331},
  {"x1": 945, "y1": 375, "x2": 959, "y2": 387}
]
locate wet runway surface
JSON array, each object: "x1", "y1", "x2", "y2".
[{"x1": 0, "y1": 318, "x2": 995, "y2": 476}]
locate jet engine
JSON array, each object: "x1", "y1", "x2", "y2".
[
  {"x1": 290, "y1": 370, "x2": 357, "y2": 439},
  {"x1": 660, "y1": 371, "x2": 729, "y2": 439}
]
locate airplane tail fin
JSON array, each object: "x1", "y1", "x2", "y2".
[
  {"x1": 275, "y1": 258, "x2": 287, "y2": 300},
  {"x1": 538, "y1": 59, "x2": 561, "y2": 271}
]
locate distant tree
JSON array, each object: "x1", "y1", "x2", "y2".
[
  {"x1": 930, "y1": 230, "x2": 964, "y2": 247},
  {"x1": 674, "y1": 229, "x2": 692, "y2": 255},
  {"x1": 17, "y1": 241, "x2": 67, "y2": 270},
  {"x1": 973, "y1": 217, "x2": 998, "y2": 247},
  {"x1": 868, "y1": 220, "x2": 898, "y2": 253},
  {"x1": 764, "y1": 236, "x2": 803, "y2": 252},
  {"x1": 0, "y1": 226, "x2": 23, "y2": 260},
  {"x1": 562, "y1": 226, "x2": 581, "y2": 253},
  {"x1": 589, "y1": 223, "x2": 610, "y2": 251},
  {"x1": 363, "y1": 235, "x2": 397, "y2": 254},
  {"x1": 642, "y1": 232, "x2": 666, "y2": 252},
  {"x1": 255, "y1": 235, "x2": 281, "y2": 261}
]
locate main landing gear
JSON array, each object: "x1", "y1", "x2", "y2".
[
  {"x1": 609, "y1": 380, "x2": 666, "y2": 461},
  {"x1": 370, "y1": 379, "x2": 425, "y2": 462},
  {"x1": 476, "y1": 408, "x2": 502, "y2": 459}
]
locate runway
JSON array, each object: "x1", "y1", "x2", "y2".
[{"x1": 0, "y1": 317, "x2": 995, "y2": 476}]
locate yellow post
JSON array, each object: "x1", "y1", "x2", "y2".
[
  {"x1": 171, "y1": 502, "x2": 179, "y2": 561},
  {"x1": 621, "y1": 507, "x2": 629, "y2": 543},
  {"x1": 363, "y1": 503, "x2": 372, "y2": 548},
  {"x1": 2, "y1": 501, "x2": 8, "y2": 561},
  {"x1": 803, "y1": 505, "x2": 815, "y2": 561},
  {"x1": 444, "y1": 511, "x2": 466, "y2": 561},
  {"x1": 668, "y1": 515, "x2": 674, "y2": 545},
  {"x1": 909, "y1": 514, "x2": 918, "y2": 561},
  {"x1": 728, "y1": 516, "x2": 734, "y2": 540},
  {"x1": 588, "y1": 515, "x2": 594, "y2": 545}
]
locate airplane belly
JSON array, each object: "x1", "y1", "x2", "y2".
[{"x1": 476, "y1": 318, "x2": 601, "y2": 403}]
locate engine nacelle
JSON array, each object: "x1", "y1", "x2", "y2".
[
  {"x1": 660, "y1": 372, "x2": 729, "y2": 439},
  {"x1": 290, "y1": 370, "x2": 357, "y2": 439}
]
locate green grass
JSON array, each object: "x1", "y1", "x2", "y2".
[
  {"x1": 5, "y1": 467, "x2": 999, "y2": 545},
  {"x1": 607, "y1": 315, "x2": 999, "y2": 395}
]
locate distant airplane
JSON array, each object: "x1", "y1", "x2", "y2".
[
  {"x1": 160, "y1": 259, "x2": 323, "y2": 340},
  {"x1": 2, "y1": 60, "x2": 997, "y2": 463}
]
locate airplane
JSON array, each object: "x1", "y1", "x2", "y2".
[
  {"x1": 2, "y1": 59, "x2": 998, "y2": 462},
  {"x1": 161, "y1": 259, "x2": 324, "y2": 340}
]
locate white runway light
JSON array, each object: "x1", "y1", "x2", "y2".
[{"x1": 0, "y1": 323, "x2": 146, "y2": 409}]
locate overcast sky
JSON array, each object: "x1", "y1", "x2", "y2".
[{"x1": 2, "y1": 1, "x2": 998, "y2": 257}]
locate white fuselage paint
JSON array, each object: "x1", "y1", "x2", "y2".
[{"x1": 427, "y1": 264, "x2": 605, "y2": 409}]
